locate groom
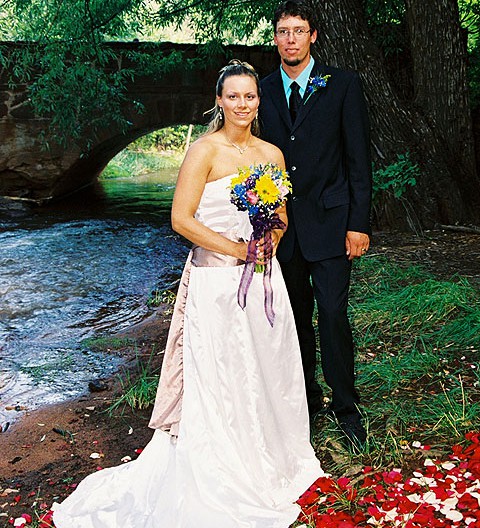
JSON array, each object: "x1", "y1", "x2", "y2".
[{"x1": 259, "y1": 0, "x2": 372, "y2": 449}]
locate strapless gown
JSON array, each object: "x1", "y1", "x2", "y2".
[{"x1": 52, "y1": 175, "x2": 323, "y2": 528}]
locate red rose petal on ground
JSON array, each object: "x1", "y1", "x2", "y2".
[{"x1": 337, "y1": 477, "x2": 350, "y2": 489}]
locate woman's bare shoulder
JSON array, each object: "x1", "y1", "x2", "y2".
[
  {"x1": 180, "y1": 133, "x2": 220, "y2": 170},
  {"x1": 186, "y1": 133, "x2": 217, "y2": 155}
]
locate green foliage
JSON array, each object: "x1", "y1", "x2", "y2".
[
  {"x1": 467, "y1": 29, "x2": 480, "y2": 108},
  {"x1": 0, "y1": 0, "x2": 200, "y2": 148},
  {"x1": 459, "y1": 0, "x2": 480, "y2": 50},
  {"x1": 100, "y1": 148, "x2": 183, "y2": 179},
  {"x1": 145, "y1": 0, "x2": 276, "y2": 44},
  {"x1": 133, "y1": 125, "x2": 206, "y2": 152},
  {"x1": 459, "y1": 0, "x2": 480, "y2": 108},
  {"x1": 2, "y1": 0, "x2": 479, "y2": 151},
  {"x1": 364, "y1": 0, "x2": 407, "y2": 56},
  {"x1": 101, "y1": 125, "x2": 206, "y2": 178},
  {"x1": 147, "y1": 288, "x2": 177, "y2": 308},
  {"x1": 372, "y1": 152, "x2": 419, "y2": 201}
]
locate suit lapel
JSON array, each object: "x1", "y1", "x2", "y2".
[
  {"x1": 292, "y1": 62, "x2": 329, "y2": 131},
  {"x1": 264, "y1": 69, "x2": 292, "y2": 129}
]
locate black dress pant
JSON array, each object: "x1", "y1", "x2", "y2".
[{"x1": 279, "y1": 241, "x2": 360, "y2": 417}]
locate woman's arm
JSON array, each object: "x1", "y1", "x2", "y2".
[
  {"x1": 266, "y1": 146, "x2": 288, "y2": 255},
  {"x1": 171, "y1": 139, "x2": 248, "y2": 261}
]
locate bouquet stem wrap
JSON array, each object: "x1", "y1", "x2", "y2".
[{"x1": 237, "y1": 214, "x2": 286, "y2": 327}]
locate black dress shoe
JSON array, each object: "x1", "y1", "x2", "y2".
[{"x1": 337, "y1": 413, "x2": 367, "y2": 451}]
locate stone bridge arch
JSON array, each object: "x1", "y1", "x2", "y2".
[{"x1": 0, "y1": 42, "x2": 277, "y2": 204}]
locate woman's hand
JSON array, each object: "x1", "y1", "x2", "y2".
[{"x1": 247, "y1": 229, "x2": 284, "y2": 266}]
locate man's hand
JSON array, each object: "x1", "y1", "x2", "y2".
[{"x1": 345, "y1": 231, "x2": 370, "y2": 260}]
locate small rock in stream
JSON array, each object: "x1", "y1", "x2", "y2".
[{"x1": 88, "y1": 380, "x2": 109, "y2": 392}]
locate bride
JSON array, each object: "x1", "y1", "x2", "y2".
[{"x1": 52, "y1": 60, "x2": 323, "y2": 528}]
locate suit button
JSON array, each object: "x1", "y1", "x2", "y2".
[
  {"x1": 290, "y1": 135, "x2": 295, "y2": 140},
  {"x1": 292, "y1": 196, "x2": 297, "y2": 201},
  {"x1": 291, "y1": 166, "x2": 296, "y2": 171}
]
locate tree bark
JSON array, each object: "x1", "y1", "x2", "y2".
[
  {"x1": 309, "y1": 0, "x2": 480, "y2": 229},
  {"x1": 406, "y1": 0, "x2": 478, "y2": 205}
]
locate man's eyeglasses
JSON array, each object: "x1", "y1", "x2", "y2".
[{"x1": 275, "y1": 28, "x2": 312, "y2": 39}]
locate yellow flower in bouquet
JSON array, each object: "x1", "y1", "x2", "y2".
[{"x1": 255, "y1": 174, "x2": 281, "y2": 204}]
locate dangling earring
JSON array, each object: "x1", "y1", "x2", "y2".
[{"x1": 214, "y1": 106, "x2": 224, "y2": 129}]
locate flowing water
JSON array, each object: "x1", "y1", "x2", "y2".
[{"x1": 0, "y1": 170, "x2": 189, "y2": 427}]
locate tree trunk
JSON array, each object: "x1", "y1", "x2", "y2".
[
  {"x1": 309, "y1": 0, "x2": 480, "y2": 229},
  {"x1": 406, "y1": 0, "x2": 478, "y2": 206}
]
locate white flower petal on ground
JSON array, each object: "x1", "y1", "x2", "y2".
[
  {"x1": 406, "y1": 493, "x2": 421, "y2": 503},
  {"x1": 441, "y1": 462, "x2": 456, "y2": 470},
  {"x1": 423, "y1": 491, "x2": 441, "y2": 505},
  {"x1": 443, "y1": 509, "x2": 463, "y2": 522},
  {"x1": 384, "y1": 508, "x2": 398, "y2": 521},
  {"x1": 440, "y1": 497, "x2": 459, "y2": 509},
  {"x1": 411, "y1": 476, "x2": 437, "y2": 487}
]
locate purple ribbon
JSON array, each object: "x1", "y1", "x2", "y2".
[{"x1": 237, "y1": 213, "x2": 286, "y2": 327}]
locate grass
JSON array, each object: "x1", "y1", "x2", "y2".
[
  {"x1": 19, "y1": 354, "x2": 74, "y2": 382},
  {"x1": 311, "y1": 254, "x2": 479, "y2": 476},
  {"x1": 81, "y1": 335, "x2": 136, "y2": 352},
  {"x1": 147, "y1": 287, "x2": 177, "y2": 308},
  {"x1": 107, "y1": 349, "x2": 161, "y2": 415}
]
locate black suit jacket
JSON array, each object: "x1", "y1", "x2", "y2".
[{"x1": 259, "y1": 61, "x2": 372, "y2": 262}]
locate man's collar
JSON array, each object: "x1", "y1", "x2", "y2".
[{"x1": 280, "y1": 56, "x2": 315, "y2": 96}]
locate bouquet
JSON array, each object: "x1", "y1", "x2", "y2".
[{"x1": 229, "y1": 163, "x2": 291, "y2": 326}]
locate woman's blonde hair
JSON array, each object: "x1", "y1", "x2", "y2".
[{"x1": 205, "y1": 59, "x2": 261, "y2": 136}]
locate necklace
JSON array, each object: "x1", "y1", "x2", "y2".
[{"x1": 224, "y1": 132, "x2": 251, "y2": 155}]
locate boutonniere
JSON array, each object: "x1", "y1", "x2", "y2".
[{"x1": 304, "y1": 74, "x2": 331, "y2": 104}]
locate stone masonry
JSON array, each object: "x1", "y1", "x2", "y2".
[{"x1": 0, "y1": 42, "x2": 277, "y2": 203}]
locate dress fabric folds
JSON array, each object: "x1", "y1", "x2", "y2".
[{"x1": 52, "y1": 174, "x2": 323, "y2": 528}]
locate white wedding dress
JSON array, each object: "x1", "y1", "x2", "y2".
[{"x1": 52, "y1": 174, "x2": 322, "y2": 528}]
